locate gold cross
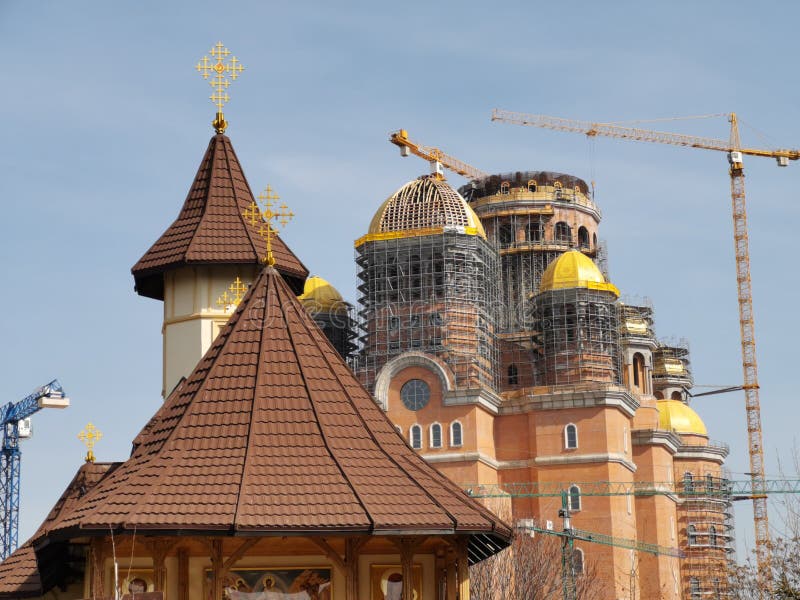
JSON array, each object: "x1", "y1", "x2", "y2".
[
  {"x1": 195, "y1": 42, "x2": 245, "y2": 133},
  {"x1": 78, "y1": 422, "x2": 103, "y2": 463},
  {"x1": 215, "y1": 276, "x2": 250, "y2": 312},
  {"x1": 244, "y1": 185, "x2": 294, "y2": 266},
  {"x1": 229, "y1": 276, "x2": 248, "y2": 303}
]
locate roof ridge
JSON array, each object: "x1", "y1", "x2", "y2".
[
  {"x1": 272, "y1": 272, "x2": 375, "y2": 532},
  {"x1": 182, "y1": 136, "x2": 217, "y2": 260},
  {"x1": 219, "y1": 135, "x2": 264, "y2": 260}
]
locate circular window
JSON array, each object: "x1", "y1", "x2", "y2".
[{"x1": 400, "y1": 379, "x2": 430, "y2": 411}]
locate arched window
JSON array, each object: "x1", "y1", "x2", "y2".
[
  {"x1": 554, "y1": 221, "x2": 572, "y2": 244},
  {"x1": 632, "y1": 353, "x2": 645, "y2": 390},
  {"x1": 578, "y1": 226, "x2": 590, "y2": 248},
  {"x1": 526, "y1": 221, "x2": 543, "y2": 242},
  {"x1": 654, "y1": 391, "x2": 664, "y2": 399},
  {"x1": 710, "y1": 525, "x2": 718, "y2": 547},
  {"x1": 568, "y1": 485, "x2": 581, "y2": 511},
  {"x1": 553, "y1": 181, "x2": 563, "y2": 200},
  {"x1": 688, "y1": 524, "x2": 698, "y2": 546},
  {"x1": 683, "y1": 472, "x2": 694, "y2": 493},
  {"x1": 690, "y1": 577, "x2": 701, "y2": 599},
  {"x1": 527, "y1": 180, "x2": 537, "y2": 193},
  {"x1": 713, "y1": 578, "x2": 721, "y2": 599},
  {"x1": 500, "y1": 181, "x2": 510, "y2": 195},
  {"x1": 395, "y1": 425, "x2": 402, "y2": 436},
  {"x1": 565, "y1": 424, "x2": 578, "y2": 449},
  {"x1": 706, "y1": 473, "x2": 715, "y2": 493},
  {"x1": 430, "y1": 423, "x2": 442, "y2": 448},
  {"x1": 498, "y1": 223, "x2": 514, "y2": 245},
  {"x1": 671, "y1": 390, "x2": 682, "y2": 400},
  {"x1": 572, "y1": 548, "x2": 584, "y2": 574},
  {"x1": 507, "y1": 364, "x2": 519, "y2": 385},
  {"x1": 592, "y1": 233, "x2": 597, "y2": 248},
  {"x1": 410, "y1": 425, "x2": 422, "y2": 449},
  {"x1": 450, "y1": 422, "x2": 463, "y2": 447}
]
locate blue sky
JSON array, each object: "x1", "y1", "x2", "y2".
[{"x1": 2, "y1": 1, "x2": 799, "y2": 560}]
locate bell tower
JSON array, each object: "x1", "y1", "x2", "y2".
[{"x1": 131, "y1": 43, "x2": 308, "y2": 397}]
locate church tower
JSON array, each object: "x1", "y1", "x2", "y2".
[{"x1": 131, "y1": 132, "x2": 308, "y2": 397}]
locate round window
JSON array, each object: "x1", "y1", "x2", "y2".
[{"x1": 400, "y1": 379, "x2": 430, "y2": 411}]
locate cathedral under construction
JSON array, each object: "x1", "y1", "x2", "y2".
[{"x1": 345, "y1": 169, "x2": 733, "y2": 599}]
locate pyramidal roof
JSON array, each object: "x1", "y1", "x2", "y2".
[
  {"x1": 38, "y1": 266, "x2": 510, "y2": 556},
  {"x1": 131, "y1": 134, "x2": 308, "y2": 299},
  {"x1": 0, "y1": 461, "x2": 117, "y2": 598}
]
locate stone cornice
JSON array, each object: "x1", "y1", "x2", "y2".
[
  {"x1": 501, "y1": 385, "x2": 640, "y2": 417},
  {"x1": 631, "y1": 428, "x2": 681, "y2": 454}
]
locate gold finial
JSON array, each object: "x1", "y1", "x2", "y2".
[
  {"x1": 244, "y1": 185, "x2": 294, "y2": 266},
  {"x1": 196, "y1": 42, "x2": 245, "y2": 133},
  {"x1": 78, "y1": 422, "x2": 103, "y2": 463},
  {"x1": 215, "y1": 276, "x2": 249, "y2": 312}
]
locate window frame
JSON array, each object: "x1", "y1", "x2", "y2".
[
  {"x1": 410, "y1": 424, "x2": 422, "y2": 449},
  {"x1": 564, "y1": 423, "x2": 578, "y2": 450},
  {"x1": 430, "y1": 422, "x2": 443, "y2": 449},
  {"x1": 450, "y1": 421, "x2": 463, "y2": 447},
  {"x1": 568, "y1": 484, "x2": 581, "y2": 511}
]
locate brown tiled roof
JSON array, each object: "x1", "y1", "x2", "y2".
[
  {"x1": 131, "y1": 134, "x2": 308, "y2": 299},
  {"x1": 39, "y1": 267, "x2": 510, "y2": 553},
  {"x1": 0, "y1": 462, "x2": 117, "y2": 598}
]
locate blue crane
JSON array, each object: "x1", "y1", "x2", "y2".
[{"x1": 0, "y1": 380, "x2": 69, "y2": 560}]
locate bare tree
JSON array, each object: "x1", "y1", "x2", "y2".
[{"x1": 471, "y1": 531, "x2": 601, "y2": 600}]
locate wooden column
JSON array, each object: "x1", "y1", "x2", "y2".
[
  {"x1": 456, "y1": 538, "x2": 470, "y2": 600},
  {"x1": 399, "y1": 538, "x2": 415, "y2": 600},
  {"x1": 89, "y1": 538, "x2": 110, "y2": 599},
  {"x1": 208, "y1": 539, "x2": 224, "y2": 600},
  {"x1": 435, "y1": 550, "x2": 446, "y2": 600},
  {"x1": 309, "y1": 536, "x2": 367, "y2": 600},
  {"x1": 146, "y1": 538, "x2": 176, "y2": 593},
  {"x1": 445, "y1": 550, "x2": 457, "y2": 600},
  {"x1": 177, "y1": 547, "x2": 189, "y2": 600}
]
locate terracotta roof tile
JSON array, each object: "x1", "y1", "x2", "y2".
[
  {"x1": 0, "y1": 462, "x2": 116, "y2": 598},
  {"x1": 131, "y1": 134, "x2": 308, "y2": 299},
  {"x1": 39, "y1": 267, "x2": 510, "y2": 545}
]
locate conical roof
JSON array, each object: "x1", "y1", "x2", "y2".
[
  {"x1": 39, "y1": 266, "x2": 510, "y2": 555},
  {"x1": 131, "y1": 134, "x2": 308, "y2": 298}
]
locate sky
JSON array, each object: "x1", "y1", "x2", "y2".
[{"x1": 2, "y1": 0, "x2": 799, "y2": 561}]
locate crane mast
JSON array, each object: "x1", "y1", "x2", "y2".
[
  {"x1": 491, "y1": 108, "x2": 800, "y2": 593},
  {"x1": 0, "y1": 380, "x2": 69, "y2": 559}
]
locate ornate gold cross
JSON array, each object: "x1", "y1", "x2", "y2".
[
  {"x1": 196, "y1": 42, "x2": 245, "y2": 133},
  {"x1": 216, "y1": 276, "x2": 249, "y2": 312},
  {"x1": 78, "y1": 422, "x2": 103, "y2": 463},
  {"x1": 244, "y1": 185, "x2": 294, "y2": 266}
]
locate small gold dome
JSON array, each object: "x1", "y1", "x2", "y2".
[
  {"x1": 298, "y1": 276, "x2": 347, "y2": 313},
  {"x1": 364, "y1": 175, "x2": 486, "y2": 240},
  {"x1": 657, "y1": 399, "x2": 708, "y2": 436},
  {"x1": 539, "y1": 250, "x2": 620, "y2": 297}
]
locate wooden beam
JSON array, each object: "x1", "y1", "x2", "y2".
[
  {"x1": 308, "y1": 537, "x2": 346, "y2": 572},
  {"x1": 456, "y1": 537, "x2": 470, "y2": 600},
  {"x1": 221, "y1": 538, "x2": 260, "y2": 573}
]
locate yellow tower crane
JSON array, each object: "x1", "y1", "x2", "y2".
[
  {"x1": 491, "y1": 107, "x2": 800, "y2": 591},
  {"x1": 389, "y1": 129, "x2": 488, "y2": 180}
]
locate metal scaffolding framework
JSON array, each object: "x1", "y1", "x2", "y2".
[{"x1": 354, "y1": 231, "x2": 500, "y2": 391}]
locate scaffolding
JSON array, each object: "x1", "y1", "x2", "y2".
[
  {"x1": 653, "y1": 339, "x2": 693, "y2": 400},
  {"x1": 679, "y1": 474, "x2": 735, "y2": 598},
  {"x1": 530, "y1": 287, "x2": 622, "y2": 387},
  {"x1": 354, "y1": 230, "x2": 500, "y2": 392}
]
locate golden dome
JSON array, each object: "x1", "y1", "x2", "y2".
[
  {"x1": 358, "y1": 176, "x2": 486, "y2": 246},
  {"x1": 298, "y1": 276, "x2": 347, "y2": 313},
  {"x1": 657, "y1": 399, "x2": 708, "y2": 436},
  {"x1": 539, "y1": 250, "x2": 620, "y2": 297}
]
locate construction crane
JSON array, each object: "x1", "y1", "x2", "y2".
[
  {"x1": 515, "y1": 491, "x2": 682, "y2": 600},
  {"x1": 389, "y1": 129, "x2": 488, "y2": 180},
  {"x1": 0, "y1": 380, "x2": 69, "y2": 560},
  {"x1": 467, "y1": 479, "x2": 800, "y2": 600},
  {"x1": 491, "y1": 108, "x2": 800, "y2": 586}
]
